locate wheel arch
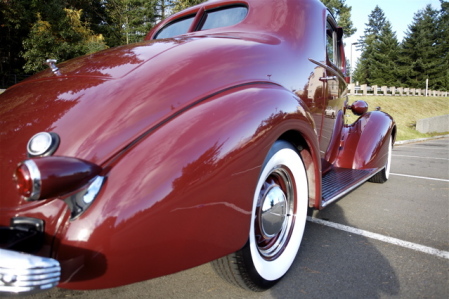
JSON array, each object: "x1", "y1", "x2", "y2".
[{"x1": 391, "y1": 123, "x2": 397, "y2": 145}]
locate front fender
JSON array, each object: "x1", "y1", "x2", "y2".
[
  {"x1": 54, "y1": 83, "x2": 318, "y2": 289},
  {"x1": 336, "y1": 111, "x2": 396, "y2": 170}
]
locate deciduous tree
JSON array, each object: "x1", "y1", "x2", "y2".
[
  {"x1": 1, "y1": 0, "x2": 358, "y2": 87},
  {"x1": 22, "y1": 8, "x2": 108, "y2": 73},
  {"x1": 172, "y1": 0, "x2": 205, "y2": 13}
]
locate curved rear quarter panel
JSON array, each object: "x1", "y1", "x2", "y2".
[
  {"x1": 54, "y1": 83, "x2": 317, "y2": 289},
  {"x1": 335, "y1": 111, "x2": 396, "y2": 170}
]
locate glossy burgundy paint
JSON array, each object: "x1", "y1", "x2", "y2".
[
  {"x1": 54, "y1": 84, "x2": 319, "y2": 289},
  {"x1": 0, "y1": 0, "x2": 395, "y2": 291},
  {"x1": 350, "y1": 100, "x2": 369, "y2": 116},
  {"x1": 335, "y1": 111, "x2": 396, "y2": 170}
]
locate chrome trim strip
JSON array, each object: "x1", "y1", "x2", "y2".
[
  {"x1": 83, "y1": 176, "x2": 104, "y2": 204},
  {"x1": 308, "y1": 58, "x2": 346, "y2": 83},
  {"x1": 0, "y1": 249, "x2": 60, "y2": 295},
  {"x1": 24, "y1": 160, "x2": 41, "y2": 201}
]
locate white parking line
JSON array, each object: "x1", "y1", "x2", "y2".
[
  {"x1": 390, "y1": 173, "x2": 449, "y2": 182},
  {"x1": 307, "y1": 217, "x2": 449, "y2": 260},
  {"x1": 393, "y1": 154, "x2": 449, "y2": 160}
]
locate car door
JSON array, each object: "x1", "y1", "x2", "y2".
[{"x1": 319, "y1": 16, "x2": 348, "y2": 172}]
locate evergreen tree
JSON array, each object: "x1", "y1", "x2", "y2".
[
  {"x1": 353, "y1": 6, "x2": 387, "y2": 85},
  {"x1": 436, "y1": 0, "x2": 449, "y2": 90},
  {"x1": 398, "y1": 5, "x2": 441, "y2": 90},
  {"x1": 368, "y1": 21, "x2": 401, "y2": 86},
  {"x1": 320, "y1": 0, "x2": 356, "y2": 37}
]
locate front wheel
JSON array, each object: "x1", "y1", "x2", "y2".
[{"x1": 213, "y1": 141, "x2": 308, "y2": 291}]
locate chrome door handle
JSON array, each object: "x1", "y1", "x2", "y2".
[{"x1": 319, "y1": 76, "x2": 337, "y2": 82}]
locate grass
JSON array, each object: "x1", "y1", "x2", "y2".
[{"x1": 347, "y1": 96, "x2": 449, "y2": 141}]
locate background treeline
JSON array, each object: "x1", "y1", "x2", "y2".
[
  {"x1": 0, "y1": 0, "x2": 354, "y2": 88},
  {"x1": 0, "y1": 0, "x2": 205, "y2": 87},
  {"x1": 353, "y1": 1, "x2": 448, "y2": 91},
  {"x1": 1, "y1": 0, "x2": 447, "y2": 91}
]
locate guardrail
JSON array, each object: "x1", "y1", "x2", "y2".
[
  {"x1": 0, "y1": 74, "x2": 31, "y2": 89},
  {"x1": 348, "y1": 84, "x2": 448, "y2": 97}
]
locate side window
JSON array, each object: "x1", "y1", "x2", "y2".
[
  {"x1": 326, "y1": 21, "x2": 336, "y2": 65},
  {"x1": 200, "y1": 6, "x2": 248, "y2": 31},
  {"x1": 155, "y1": 16, "x2": 195, "y2": 39}
]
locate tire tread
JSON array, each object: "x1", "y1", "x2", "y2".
[
  {"x1": 368, "y1": 168, "x2": 387, "y2": 183},
  {"x1": 211, "y1": 251, "x2": 268, "y2": 292}
]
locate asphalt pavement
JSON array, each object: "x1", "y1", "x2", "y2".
[{"x1": 24, "y1": 137, "x2": 449, "y2": 299}]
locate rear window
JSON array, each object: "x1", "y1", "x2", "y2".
[
  {"x1": 154, "y1": 16, "x2": 195, "y2": 39},
  {"x1": 200, "y1": 6, "x2": 248, "y2": 31},
  {"x1": 155, "y1": 6, "x2": 248, "y2": 39}
]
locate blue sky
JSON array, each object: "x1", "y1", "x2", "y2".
[{"x1": 343, "y1": 0, "x2": 443, "y2": 66}]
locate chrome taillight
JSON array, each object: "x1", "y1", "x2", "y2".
[
  {"x1": 14, "y1": 160, "x2": 41, "y2": 200},
  {"x1": 14, "y1": 156, "x2": 102, "y2": 201}
]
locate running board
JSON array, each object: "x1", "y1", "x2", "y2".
[{"x1": 321, "y1": 167, "x2": 378, "y2": 208}]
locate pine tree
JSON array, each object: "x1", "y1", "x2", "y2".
[
  {"x1": 353, "y1": 6, "x2": 387, "y2": 85},
  {"x1": 398, "y1": 5, "x2": 441, "y2": 90},
  {"x1": 369, "y1": 21, "x2": 401, "y2": 86},
  {"x1": 436, "y1": 0, "x2": 449, "y2": 90},
  {"x1": 320, "y1": 0, "x2": 356, "y2": 37}
]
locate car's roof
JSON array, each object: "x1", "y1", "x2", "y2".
[{"x1": 146, "y1": 0, "x2": 328, "y2": 41}]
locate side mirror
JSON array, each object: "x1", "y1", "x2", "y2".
[{"x1": 347, "y1": 100, "x2": 368, "y2": 116}]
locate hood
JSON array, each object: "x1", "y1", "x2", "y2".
[{"x1": 0, "y1": 33, "x2": 283, "y2": 210}]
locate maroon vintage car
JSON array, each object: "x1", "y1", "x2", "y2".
[{"x1": 0, "y1": 0, "x2": 396, "y2": 295}]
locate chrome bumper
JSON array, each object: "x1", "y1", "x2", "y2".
[{"x1": 0, "y1": 248, "x2": 60, "y2": 295}]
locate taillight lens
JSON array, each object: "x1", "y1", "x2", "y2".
[
  {"x1": 14, "y1": 162, "x2": 34, "y2": 198},
  {"x1": 13, "y1": 157, "x2": 102, "y2": 201}
]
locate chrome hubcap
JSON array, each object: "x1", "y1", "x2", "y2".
[
  {"x1": 261, "y1": 185, "x2": 287, "y2": 237},
  {"x1": 256, "y1": 167, "x2": 295, "y2": 260}
]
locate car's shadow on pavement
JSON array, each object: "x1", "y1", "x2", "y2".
[
  {"x1": 271, "y1": 203, "x2": 400, "y2": 298},
  {"x1": 25, "y1": 204, "x2": 400, "y2": 299}
]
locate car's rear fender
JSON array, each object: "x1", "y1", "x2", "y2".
[
  {"x1": 335, "y1": 111, "x2": 396, "y2": 170},
  {"x1": 52, "y1": 83, "x2": 319, "y2": 290}
]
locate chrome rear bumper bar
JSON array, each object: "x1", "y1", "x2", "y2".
[{"x1": 0, "y1": 248, "x2": 60, "y2": 295}]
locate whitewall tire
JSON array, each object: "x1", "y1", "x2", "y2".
[{"x1": 213, "y1": 141, "x2": 308, "y2": 291}]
